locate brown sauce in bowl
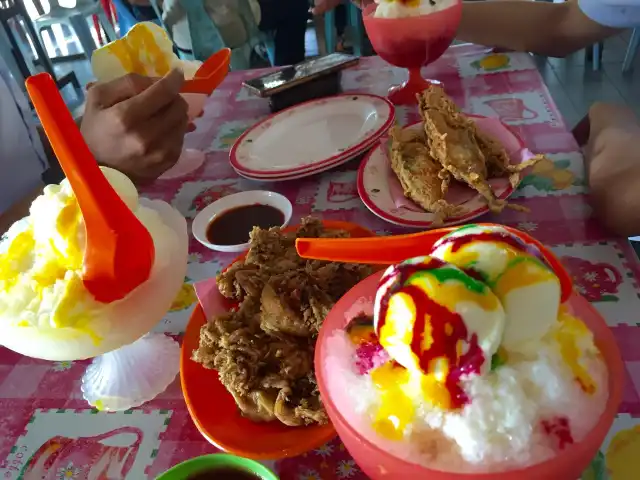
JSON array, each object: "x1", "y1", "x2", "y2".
[
  {"x1": 206, "y1": 204, "x2": 285, "y2": 246},
  {"x1": 186, "y1": 466, "x2": 263, "y2": 479}
]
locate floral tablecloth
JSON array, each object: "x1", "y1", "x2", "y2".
[{"x1": 1, "y1": 45, "x2": 639, "y2": 480}]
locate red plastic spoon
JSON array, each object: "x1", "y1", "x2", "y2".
[
  {"x1": 26, "y1": 73, "x2": 155, "y2": 303},
  {"x1": 180, "y1": 48, "x2": 231, "y2": 94},
  {"x1": 295, "y1": 223, "x2": 573, "y2": 302}
]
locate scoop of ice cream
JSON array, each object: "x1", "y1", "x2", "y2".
[
  {"x1": 374, "y1": 0, "x2": 458, "y2": 19},
  {"x1": 0, "y1": 168, "x2": 188, "y2": 360},
  {"x1": 91, "y1": 22, "x2": 201, "y2": 82},
  {"x1": 431, "y1": 224, "x2": 561, "y2": 352},
  {"x1": 374, "y1": 256, "x2": 505, "y2": 409}
]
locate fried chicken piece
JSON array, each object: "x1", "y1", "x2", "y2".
[
  {"x1": 230, "y1": 390, "x2": 278, "y2": 422},
  {"x1": 418, "y1": 86, "x2": 507, "y2": 213},
  {"x1": 274, "y1": 376, "x2": 328, "y2": 426},
  {"x1": 193, "y1": 216, "x2": 370, "y2": 428},
  {"x1": 308, "y1": 262, "x2": 372, "y2": 302},
  {"x1": 216, "y1": 263, "x2": 263, "y2": 299},
  {"x1": 389, "y1": 126, "x2": 465, "y2": 223},
  {"x1": 260, "y1": 271, "x2": 334, "y2": 337},
  {"x1": 245, "y1": 225, "x2": 298, "y2": 267}
]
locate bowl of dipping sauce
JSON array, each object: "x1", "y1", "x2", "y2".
[
  {"x1": 192, "y1": 190, "x2": 292, "y2": 252},
  {"x1": 156, "y1": 453, "x2": 278, "y2": 480}
]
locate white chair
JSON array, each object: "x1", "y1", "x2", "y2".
[{"x1": 34, "y1": 0, "x2": 116, "y2": 59}]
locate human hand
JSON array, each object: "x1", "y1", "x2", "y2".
[
  {"x1": 586, "y1": 102, "x2": 640, "y2": 237},
  {"x1": 81, "y1": 70, "x2": 189, "y2": 184}
]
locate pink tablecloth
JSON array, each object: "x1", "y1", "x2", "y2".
[{"x1": 1, "y1": 45, "x2": 638, "y2": 480}]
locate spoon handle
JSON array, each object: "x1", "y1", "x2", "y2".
[
  {"x1": 295, "y1": 227, "x2": 454, "y2": 264},
  {"x1": 25, "y1": 73, "x2": 132, "y2": 233}
]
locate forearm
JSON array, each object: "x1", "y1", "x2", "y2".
[
  {"x1": 458, "y1": 1, "x2": 619, "y2": 57},
  {"x1": 586, "y1": 103, "x2": 640, "y2": 237}
]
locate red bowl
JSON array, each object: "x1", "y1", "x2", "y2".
[
  {"x1": 180, "y1": 220, "x2": 376, "y2": 459},
  {"x1": 316, "y1": 273, "x2": 624, "y2": 479}
]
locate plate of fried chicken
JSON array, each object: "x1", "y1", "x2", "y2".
[
  {"x1": 181, "y1": 217, "x2": 375, "y2": 459},
  {"x1": 357, "y1": 85, "x2": 545, "y2": 228}
]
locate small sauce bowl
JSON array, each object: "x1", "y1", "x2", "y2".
[{"x1": 192, "y1": 190, "x2": 292, "y2": 253}]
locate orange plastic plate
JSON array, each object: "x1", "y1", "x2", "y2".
[{"x1": 180, "y1": 220, "x2": 375, "y2": 459}]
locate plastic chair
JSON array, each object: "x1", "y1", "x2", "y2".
[
  {"x1": 322, "y1": 2, "x2": 363, "y2": 56},
  {"x1": 0, "y1": 0, "x2": 79, "y2": 93},
  {"x1": 33, "y1": 0, "x2": 116, "y2": 58},
  {"x1": 622, "y1": 28, "x2": 639, "y2": 73}
]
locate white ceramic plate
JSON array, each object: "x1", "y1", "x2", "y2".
[
  {"x1": 229, "y1": 94, "x2": 394, "y2": 177},
  {"x1": 232, "y1": 131, "x2": 384, "y2": 182},
  {"x1": 192, "y1": 190, "x2": 293, "y2": 252},
  {"x1": 357, "y1": 116, "x2": 535, "y2": 228}
]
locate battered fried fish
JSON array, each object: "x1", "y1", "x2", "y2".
[
  {"x1": 475, "y1": 128, "x2": 544, "y2": 188},
  {"x1": 418, "y1": 86, "x2": 507, "y2": 213},
  {"x1": 388, "y1": 126, "x2": 463, "y2": 224}
]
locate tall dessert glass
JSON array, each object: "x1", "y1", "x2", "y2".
[
  {"x1": 363, "y1": 1, "x2": 461, "y2": 105},
  {"x1": 0, "y1": 195, "x2": 188, "y2": 411}
]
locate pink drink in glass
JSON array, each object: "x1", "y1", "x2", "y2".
[{"x1": 363, "y1": 1, "x2": 462, "y2": 105}]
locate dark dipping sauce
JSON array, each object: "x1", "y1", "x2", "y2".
[
  {"x1": 186, "y1": 467, "x2": 262, "y2": 480},
  {"x1": 206, "y1": 204, "x2": 285, "y2": 246}
]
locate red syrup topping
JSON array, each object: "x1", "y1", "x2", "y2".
[
  {"x1": 542, "y1": 416, "x2": 574, "y2": 450},
  {"x1": 377, "y1": 259, "x2": 485, "y2": 409}
]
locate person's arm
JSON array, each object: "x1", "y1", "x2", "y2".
[
  {"x1": 457, "y1": 1, "x2": 622, "y2": 57},
  {"x1": 585, "y1": 103, "x2": 640, "y2": 237}
]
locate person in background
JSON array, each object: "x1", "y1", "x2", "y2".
[
  {"x1": 0, "y1": 58, "x2": 189, "y2": 234},
  {"x1": 162, "y1": 0, "x2": 308, "y2": 66},
  {"x1": 123, "y1": 0, "x2": 161, "y2": 23},
  {"x1": 162, "y1": 0, "x2": 262, "y2": 57}
]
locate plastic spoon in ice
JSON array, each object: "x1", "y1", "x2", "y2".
[
  {"x1": 26, "y1": 73, "x2": 155, "y2": 303},
  {"x1": 295, "y1": 224, "x2": 573, "y2": 302}
]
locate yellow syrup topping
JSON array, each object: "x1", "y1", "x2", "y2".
[
  {"x1": 493, "y1": 257, "x2": 558, "y2": 298},
  {"x1": 555, "y1": 307, "x2": 596, "y2": 394}
]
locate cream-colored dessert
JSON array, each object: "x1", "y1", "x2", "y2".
[
  {"x1": 374, "y1": 0, "x2": 458, "y2": 19},
  {"x1": 325, "y1": 226, "x2": 608, "y2": 472},
  {"x1": 0, "y1": 167, "x2": 188, "y2": 361},
  {"x1": 91, "y1": 22, "x2": 201, "y2": 82}
]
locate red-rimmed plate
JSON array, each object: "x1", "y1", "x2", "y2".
[
  {"x1": 233, "y1": 130, "x2": 383, "y2": 182},
  {"x1": 230, "y1": 94, "x2": 394, "y2": 178},
  {"x1": 357, "y1": 115, "x2": 534, "y2": 228},
  {"x1": 181, "y1": 220, "x2": 376, "y2": 460}
]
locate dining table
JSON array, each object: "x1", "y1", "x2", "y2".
[{"x1": 1, "y1": 43, "x2": 639, "y2": 480}]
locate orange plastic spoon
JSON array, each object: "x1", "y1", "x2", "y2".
[
  {"x1": 26, "y1": 73, "x2": 155, "y2": 303},
  {"x1": 180, "y1": 48, "x2": 231, "y2": 94},
  {"x1": 295, "y1": 223, "x2": 573, "y2": 302}
]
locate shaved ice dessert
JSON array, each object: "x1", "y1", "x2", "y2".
[
  {"x1": 374, "y1": 0, "x2": 458, "y2": 19},
  {"x1": 0, "y1": 167, "x2": 188, "y2": 362},
  {"x1": 323, "y1": 224, "x2": 608, "y2": 473},
  {"x1": 91, "y1": 22, "x2": 201, "y2": 82}
]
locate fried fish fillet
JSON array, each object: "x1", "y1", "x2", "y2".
[
  {"x1": 388, "y1": 126, "x2": 464, "y2": 224},
  {"x1": 475, "y1": 128, "x2": 544, "y2": 188},
  {"x1": 418, "y1": 86, "x2": 507, "y2": 213}
]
